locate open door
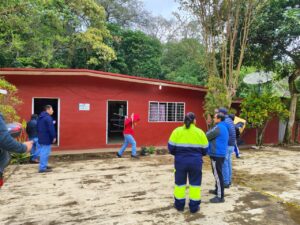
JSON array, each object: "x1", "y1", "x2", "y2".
[
  {"x1": 107, "y1": 101, "x2": 127, "y2": 144},
  {"x1": 33, "y1": 98, "x2": 59, "y2": 146}
]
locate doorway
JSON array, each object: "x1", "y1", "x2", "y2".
[
  {"x1": 33, "y1": 98, "x2": 59, "y2": 146},
  {"x1": 107, "y1": 101, "x2": 127, "y2": 144}
]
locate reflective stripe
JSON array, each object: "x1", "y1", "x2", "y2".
[
  {"x1": 174, "y1": 185, "x2": 186, "y2": 200},
  {"x1": 169, "y1": 143, "x2": 208, "y2": 148},
  {"x1": 189, "y1": 185, "x2": 201, "y2": 201}
]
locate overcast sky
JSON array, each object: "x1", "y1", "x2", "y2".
[{"x1": 141, "y1": 0, "x2": 179, "y2": 18}]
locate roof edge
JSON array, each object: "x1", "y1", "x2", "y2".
[{"x1": 0, "y1": 68, "x2": 207, "y2": 92}]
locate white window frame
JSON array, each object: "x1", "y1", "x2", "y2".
[{"x1": 148, "y1": 101, "x2": 185, "y2": 123}]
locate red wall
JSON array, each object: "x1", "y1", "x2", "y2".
[{"x1": 5, "y1": 75, "x2": 207, "y2": 151}]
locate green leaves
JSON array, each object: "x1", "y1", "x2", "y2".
[
  {"x1": 0, "y1": 78, "x2": 22, "y2": 122},
  {"x1": 240, "y1": 93, "x2": 289, "y2": 129}
]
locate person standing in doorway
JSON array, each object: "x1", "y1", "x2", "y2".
[
  {"x1": 26, "y1": 114, "x2": 40, "y2": 163},
  {"x1": 37, "y1": 105, "x2": 56, "y2": 173},
  {"x1": 206, "y1": 113, "x2": 228, "y2": 203},
  {"x1": 218, "y1": 108, "x2": 236, "y2": 188},
  {"x1": 168, "y1": 112, "x2": 209, "y2": 213},
  {"x1": 117, "y1": 113, "x2": 140, "y2": 158}
]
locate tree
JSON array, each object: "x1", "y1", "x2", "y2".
[
  {"x1": 240, "y1": 93, "x2": 289, "y2": 146},
  {"x1": 107, "y1": 25, "x2": 162, "y2": 78},
  {"x1": 178, "y1": 0, "x2": 265, "y2": 108},
  {"x1": 0, "y1": 0, "x2": 115, "y2": 69},
  {"x1": 0, "y1": 77, "x2": 22, "y2": 122},
  {"x1": 96, "y1": 0, "x2": 150, "y2": 28},
  {"x1": 246, "y1": 0, "x2": 300, "y2": 144},
  {"x1": 161, "y1": 38, "x2": 208, "y2": 85}
]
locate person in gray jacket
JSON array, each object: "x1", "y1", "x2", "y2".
[
  {"x1": 0, "y1": 113, "x2": 32, "y2": 188},
  {"x1": 0, "y1": 89, "x2": 33, "y2": 188}
]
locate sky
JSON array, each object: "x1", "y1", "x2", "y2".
[{"x1": 141, "y1": 0, "x2": 179, "y2": 18}]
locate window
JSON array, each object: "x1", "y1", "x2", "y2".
[{"x1": 149, "y1": 102, "x2": 185, "y2": 122}]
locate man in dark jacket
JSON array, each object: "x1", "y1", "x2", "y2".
[
  {"x1": 26, "y1": 114, "x2": 40, "y2": 163},
  {"x1": 206, "y1": 113, "x2": 229, "y2": 203},
  {"x1": 37, "y1": 105, "x2": 56, "y2": 173},
  {"x1": 218, "y1": 107, "x2": 236, "y2": 188},
  {"x1": 0, "y1": 113, "x2": 33, "y2": 188}
]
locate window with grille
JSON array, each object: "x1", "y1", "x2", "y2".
[{"x1": 149, "y1": 102, "x2": 185, "y2": 122}]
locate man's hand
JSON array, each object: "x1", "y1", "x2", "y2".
[
  {"x1": 23, "y1": 141, "x2": 33, "y2": 153},
  {"x1": 52, "y1": 138, "x2": 56, "y2": 144}
]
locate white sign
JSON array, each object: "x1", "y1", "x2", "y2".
[{"x1": 79, "y1": 103, "x2": 90, "y2": 111}]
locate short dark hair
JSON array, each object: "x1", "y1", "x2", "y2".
[
  {"x1": 215, "y1": 113, "x2": 225, "y2": 121},
  {"x1": 44, "y1": 105, "x2": 52, "y2": 111},
  {"x1": 218, "y1": 107, "x2": 228, "y2": 114}
]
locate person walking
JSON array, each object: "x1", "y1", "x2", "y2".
[
  {"x1": 218, "y1": 108, "x2": 236, "y2": 188},
  {"x1": 37, "y1": 105, "x2": 56, "y2": 173},
  {"x1": 168, "y1": 112, "x2": 209, "y2": 213},
  {"x1": 206, "y1": 113, "x2": 229, "y2": 203},
  {"x1": 117, "y1": 113, "x2": 140, "y2": 158},
  {"x1": 26, "y1": 114, "x2": 40, "y2": 163}
]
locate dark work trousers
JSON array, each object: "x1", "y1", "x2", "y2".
[
  {"x1": 210, "y1": 156, "x2": 225, "y2": 199},
  {"x1": 174, "y1": 160, "x2": 202, "y2": 212}
]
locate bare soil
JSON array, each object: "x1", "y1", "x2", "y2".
[{"x1": 0, "y1": 147, "x2": 299, "y2": 225}]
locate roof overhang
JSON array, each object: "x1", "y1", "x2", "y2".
[{"x1": 0, "y1": 68, "x2": 207, "y2": 92}]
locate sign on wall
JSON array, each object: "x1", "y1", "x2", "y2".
[{"x1": 79, "y1": 103, "x2": 90, "y2": 111}]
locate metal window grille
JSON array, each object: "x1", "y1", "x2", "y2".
[{"x1": 149, "y1": 102, "x2": 185, "y2": 122}]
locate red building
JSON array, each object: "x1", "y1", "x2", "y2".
[{"x1": 0, "y1": 68, "x2": 280, "y2": 151}]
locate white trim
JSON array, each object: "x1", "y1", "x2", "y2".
[
  {"x1": 0, "y1": 70, "x2": 206, "y2": 92},
  {"x1": 106, "y1": 100, "x2": 128, "y2": 145},
  {"x1": 32, "y1": 97, "x2": 60, "y2": 147},
  {"x1": 148, "y1": 101, "x2": 185, "y2": 123}
]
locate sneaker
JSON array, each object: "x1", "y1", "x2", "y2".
[
  {"x1": 224, "y1": 184, "x2": 230, "y2": 188},
  {"x1": 190, "y1": 207, "x2": 200, "y2": 213},
  {"x1": 131, "y1": 155, "x2": 139, "y2": 159},
  {"x1": 0, "y1": 173, "x2": 3, "y2": 188},
  {"x1": 116, "y1": 153, "x2": 122, "y2": 158},
  {"x1": 209, "y1": 196, "x2": 225, "y2": 203},
  {"x1": 29, "y1": 159, "x2": 39, "y2": 164},
  {"x1": 174, "y1": 204, "x2": 184, "y2": 212},
  {"x1": 209, "y1": 189, "x2": 217, "y2": 195},
  {"x1": 46, "y1": 166, "x2": 53, "y2": 169},
  {"x1": 39, "y1": 168, "x2": 53, "y2": 173}
]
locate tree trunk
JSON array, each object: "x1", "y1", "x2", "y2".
[
  {"x1": 256, "y1": 122, "x2": 268, "y2": 146},
  {"x1": 284, "y1": 93, "x2": 298, "y2": 144}
]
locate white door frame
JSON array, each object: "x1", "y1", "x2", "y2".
[
  {"x1": 106, "y1": 100, "x2": 128, "y2": 144},
  {"x1": 32, "y1": 97, "x2": 60, "y2": 147}
]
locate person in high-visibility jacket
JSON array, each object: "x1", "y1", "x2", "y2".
[{"x1": 168, "y1": 112, "x2": 209, "y2": 213}]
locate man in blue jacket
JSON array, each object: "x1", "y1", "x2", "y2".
[
  {"x1": 206, "y1": 113, "x2": 229, "y2": 203},
  {"x1": 218, "y1": 107, "x2": 236, "y2": 188},
  {"x1": 37, "y1": 105, "x2": 56, "y2": 173}
]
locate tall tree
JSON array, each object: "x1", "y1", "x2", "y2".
[
  {"x1": 161, "y1": 38, "x2": 207, "y2": 85},
  {"x1": 107, "y1": 25, "x2": 162, "y2": 78},
  {"x1": 0, "y1": 0, "x2": 115, "y2": 69},
  {"x1": 246, "y1": 0, "x2": 300, "y2": 144},
  {"x1": 178, "y1": 0, "x2": 265, "y2": 114}
]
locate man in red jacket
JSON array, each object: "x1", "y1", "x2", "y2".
[{"x1": 117, "y1": 113, "x2": 140, "y2": 158}]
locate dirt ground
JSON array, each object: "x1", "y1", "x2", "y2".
[{"x1": 0, "y1": 147, "x2": 300, "y2": 225}]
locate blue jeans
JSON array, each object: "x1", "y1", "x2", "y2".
[
  {"x1": 0, "y1": 149, "x2": 10, "y2": 174},
  {"x1": 39, "y1": 145, "x2": 51, "y2": 172},
  {"x1": 222, "y1": 146, "x2": 234, "y2": 185},
  {"x1": 118, "y1": 135, "x2": 136, "y2": 156},
  {"x1": 30, "y1": 137, "x2": 40, "y2": 161},
  {"x1": 234, "y1": 143, "x2": 240, "y2": 158}
]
